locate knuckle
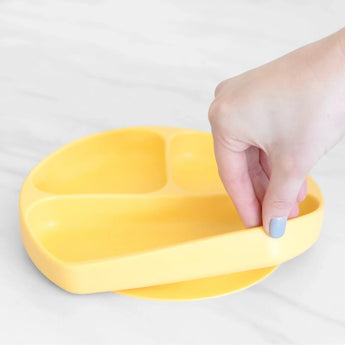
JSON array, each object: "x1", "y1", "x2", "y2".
[
  {"x1": 214, "y1": 80, "x2": 227, "y2": 97},
  {"x1": 208, "y1": 98, "x2": 225, "y2": 123},
  {"x1": 271, "y1": 199, "x2": 294, "y2": 211},
  {"x1": 208, "y1": 96, "x2": 237, "y2": 124}
]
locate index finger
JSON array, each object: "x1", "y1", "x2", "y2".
[{"x1": 213, "y1": 140, "x2": 261, "y2": 228}]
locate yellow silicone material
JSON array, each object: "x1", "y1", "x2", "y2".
[
  {"x1": 116, "y1": 266, "x2": 278, "y2": 301},
  {"x1": 19, "y1": 127, "x2": 324, "y2": 298}
]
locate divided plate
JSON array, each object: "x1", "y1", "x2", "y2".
[{"x1": 19, "y1": 127, "x2": 324, "y2": 300}]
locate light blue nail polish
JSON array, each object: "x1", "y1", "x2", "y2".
[{"x1": 269, "y1": 217, "x2": 287, "y2": 238}]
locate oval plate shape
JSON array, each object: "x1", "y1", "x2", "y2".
[{"x1": 19, "y1": 127, "x2": 324, "y2": 298}]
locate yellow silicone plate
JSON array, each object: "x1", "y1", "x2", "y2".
[
  {"x1": 19, "y1": 127, "x2": 324, "y2": 300},
  {"x1": 116, "y1": 266, "x2": 278, "y2": 301}
]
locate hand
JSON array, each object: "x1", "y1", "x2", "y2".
[{"x1": 209, "y1": 28, "x2": 345, "y2": 238}]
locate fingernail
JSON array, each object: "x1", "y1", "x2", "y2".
[{"x1": 269, "y1": 217, "x2": 287, "y2": 238}]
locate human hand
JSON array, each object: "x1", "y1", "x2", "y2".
[{"x1": 209, "y1": 28, "x2": 345, "y2": 238}]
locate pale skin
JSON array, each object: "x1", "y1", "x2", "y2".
[{"x1": 209, "y1": 28, "x2": 345, "y2": 237}]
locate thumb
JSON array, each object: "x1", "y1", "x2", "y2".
[{"x1": 262, "y1": 161, "x2": 306, "y2": 238}]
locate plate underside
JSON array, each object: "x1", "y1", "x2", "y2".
[{"x1": 115, "y1": 266, "x2": 278, "y2": 301}]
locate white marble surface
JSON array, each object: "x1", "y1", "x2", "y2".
[{"x1": 1, "y1": 1, "x2": 345, "y2": 344}]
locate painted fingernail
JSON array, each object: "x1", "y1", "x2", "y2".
[{"x1": 269, "y1": 217, "x2": 287, "y2": 238}]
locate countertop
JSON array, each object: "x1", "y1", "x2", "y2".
[{"x1": 1, "y1": 1, "x2": 345, "y2": 344}]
